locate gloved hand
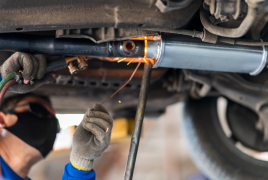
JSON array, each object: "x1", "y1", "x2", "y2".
[
  {"x1": 0, "y1": 52, "x2": 55, "y2": 93},
  {"x1": 70, "y1": 104, "x2": 113, "y2": 171}
]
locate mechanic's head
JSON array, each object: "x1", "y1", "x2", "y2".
[{"x1": 0, "y1": 93, "x2": 59, "y2": 157}]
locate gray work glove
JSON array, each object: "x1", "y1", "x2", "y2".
[
  {"x1": 0, "y1": 52, "x2": 55, "y2": 93},
  {"x1": 70, "y1": 104, "x2": 113, "y2": 171}
]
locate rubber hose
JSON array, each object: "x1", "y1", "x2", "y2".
[
  {"x1": 0, "y1": 72, "x2": 16, "y2": 92},
  {"x1": 0, "y1": 79, "x2": 16, "y2": 106}
]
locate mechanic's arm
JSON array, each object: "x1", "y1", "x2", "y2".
[
  {"x1": 0, "y1": 52, "x2": 55, "y2": 93},
  {"x1": 62, "y1": 104, "x2": 113, "y2": 180}
]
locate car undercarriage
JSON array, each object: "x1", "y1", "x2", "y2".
[{"x1": 2, "y1": 0, "x2": 268, "y2": 179}]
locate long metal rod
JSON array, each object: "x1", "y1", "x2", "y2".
[{"x1": 124, "y1": 62, "x2": 152, "y2": 180}]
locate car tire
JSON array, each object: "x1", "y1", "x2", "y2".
[{"x1": 181, "y1": 97, "x2": 268, "y2": 180}]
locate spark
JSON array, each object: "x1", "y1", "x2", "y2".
[
  {"x1": 101, "y1": 35, "x2": 156, "y2": 105},
  {"x1": 117, "y1": 58, "x2": 127, "y2": 63},
  {"x1": 127, "y1": 58, "x2": 135, "y2": 65},
  {"x1": 143, "y1": 58, "x2": 147, "y2": 63}
]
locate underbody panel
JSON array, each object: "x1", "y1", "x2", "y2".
[{"x1": 0, "y1": 0, "x2": 201, "y2": 33}]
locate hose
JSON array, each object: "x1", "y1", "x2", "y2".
[
  {"x1": 0, "y1": 58, "x2": 68, "y2": 106},
  {"x1": 0, "y1": 72, "x2": 16, "y2": 92},
  {"x1": 200, "y1": 6, "x2": 257, "y2": 38},
  {"x1": 0, "y1": 59, "x2": 69, "y2": 107},
  {"x1": 0, "y1": 79, "x2": 16, "y2": 106}
]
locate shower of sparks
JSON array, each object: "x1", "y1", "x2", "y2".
[
  {"x1": 101, "y1": 36, "x2": 157, "y2": 105},
  {"x1": 101, "y1": 61, "x2": 142, "y2": 105}
]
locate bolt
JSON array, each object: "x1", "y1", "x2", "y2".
[
  {"x1": 77, "y1": 57, "x2": 88, "y2": 71},
  {"x1": 68, "y1": 62, "x2": 79, "y2": 75}
]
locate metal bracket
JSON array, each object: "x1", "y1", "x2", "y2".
[
  {"x1": 201, "y1": 73, "x2": 268, "y2": 141},
  {"x1": 183, "y1": 70, "x2": 268, "y2": 141}
]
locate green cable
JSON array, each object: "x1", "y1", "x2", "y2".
[{"x1": 0, "y1": 72, "x2": 17, "y2": 92}]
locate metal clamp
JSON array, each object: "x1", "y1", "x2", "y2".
[{"x1": 250, "y1": 40, "x2": 268, "y2": 76}]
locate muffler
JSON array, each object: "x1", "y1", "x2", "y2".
[{"x1": 148, "y1": 34, "x2": 267, "y2": 75}]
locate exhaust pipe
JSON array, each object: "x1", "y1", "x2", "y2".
[
  {"x1": 0, "y1": 33, "x2": 145, "y2": 58},
  {"x1": 0, "y1": 33, "x2": 266, "y2": 75},
  {"x1": 148, "y1": 34, "x2": 267, "y2": 75}
]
